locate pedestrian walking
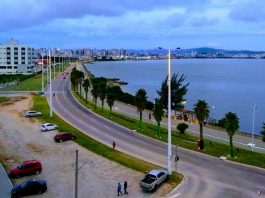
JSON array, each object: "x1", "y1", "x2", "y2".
[
  {"x1": 117, "y1": 182, "x2": 123, "y2": 196},
  {"x1": 112, "y1": 141, "x2": 116, "y2": 151},
  {"x1": 124, "y1": 180, "x2": 128, "y2": 195}
]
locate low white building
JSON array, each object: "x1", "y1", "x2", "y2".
[{"x1": 0, "y1": 38, "x2": 36, "y2": 74}]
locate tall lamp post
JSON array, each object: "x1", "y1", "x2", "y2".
[
  {"x1": 167, "y1": 49, "x2": 172, "y2": 175},
  {"x1": 41, "y1": 51, "x2": 44, "y2": 92},
  {"x1": 251, "y1": 104, "x2": 257, "y2": 151},
  {"x1": 49, "y1": 50, "x2": 53, "y2": 118}
]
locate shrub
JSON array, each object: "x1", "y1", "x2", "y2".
[{"x1": 177, "y1": 123, "x2": 189, "y2": 134}]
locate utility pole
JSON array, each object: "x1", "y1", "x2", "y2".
[{"x1": 75, "y1": 150, "x2": 78, "y2": 198}]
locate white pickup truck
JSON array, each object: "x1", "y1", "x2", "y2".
[{"x1": 139, "y1": 169, "x2": 169, "y2": 191}]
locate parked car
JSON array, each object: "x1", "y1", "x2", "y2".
[
  {"x1": 54, "y1": 132, "x2": 76, "y2": 143},
  {"x1": 9, "y1": 160, "x2": 42, "y2": 178},
  {"x1": 139, "y1": 169, "x2": 168, "y2": 191},
  {"x1": 24, "y1": 111, "x2": 42, "y2": 117},
  {"x1": 11, "y1": 179, "x2": 47, "y2": 198},
  {"x1": 40, "y1": 123, "x2": 58, "y2": 132}
]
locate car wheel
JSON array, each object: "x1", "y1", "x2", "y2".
[
  {"x1": 45, "y1": 129, "x2": 48, "y2": 132},
  {"x1": 35, "y1": 170, "x2": 41, "y2": 175},
  {"x1": 38, "y1": 189, "x2": 42, "y2": 194},
  {"x1": 59, "y1": 139, "x2": 63, "y2": 143},
  {"x1": 72, "y1": 137, "x2": 74, "y2": 140},
  {"x1": 16, "y1": 174, "x2": 21, "y2": 178}
]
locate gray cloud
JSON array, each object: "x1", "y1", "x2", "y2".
[
  {"x1": 229, "y1": 0, "x2": 265, "y2": 22},
  {"x1": 0, "y1": 0, "x2": 211, "y2": 31}
]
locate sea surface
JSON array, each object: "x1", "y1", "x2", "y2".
[{"x1": 85, "y1": 59, "x2": 265, "y2": 134}]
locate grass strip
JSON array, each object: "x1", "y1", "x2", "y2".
[
  {"x1": 32, "y1": 95, "x2": 183, "y2": 188},
  {"x1": 0, "y1": 96, "x2": 8, "y2": 103},
  {"x1": 73, "y1": 91, "x2": 265, "y2": 169}
]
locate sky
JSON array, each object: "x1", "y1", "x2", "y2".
[{"x1": 0, "y1": 0, "x2": 265, "y2": 50}]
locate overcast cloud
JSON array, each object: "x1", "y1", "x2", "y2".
[{"x1": 0, "y1": 0, "x2": 264, "y2": 50}]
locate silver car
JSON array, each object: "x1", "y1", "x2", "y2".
[
  {"x1": 40, "y1": 123, "x2": 58, "y2": 132},
  {"x1": 25, "y1": 111, "x2": 42, "y2": 117}
]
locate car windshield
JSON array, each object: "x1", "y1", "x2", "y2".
[
  {"x1": 17, "y1": 164, "x2": 24, "y2": 169},
  {"x1": 146, "y1": 174, "x2": 156, "y2": 179}
]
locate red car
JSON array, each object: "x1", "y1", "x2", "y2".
[
  {"x1": 9, "y1": 160, "x2": 42, "y2": 178},
  {"x1": 54, "y1": 132, "x2": 76, "y2": 143}
]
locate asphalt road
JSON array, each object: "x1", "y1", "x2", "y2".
[{"x1": 46, "y1": 68, "x2": 265, "y2": 198}]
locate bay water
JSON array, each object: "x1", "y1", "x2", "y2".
[{"x1": 86, "y1": 59, "x2": 265, "y2": 134}]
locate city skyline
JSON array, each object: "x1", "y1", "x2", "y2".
[{"x1": 1, "y1": 0, "x2": 265, "y2": 50}]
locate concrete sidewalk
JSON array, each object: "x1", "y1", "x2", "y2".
[{"x1": 0, "y1": 163, "x2": 13, "y2": 198}]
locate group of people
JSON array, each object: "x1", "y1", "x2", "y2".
[{"x1": 117, "y1": 181, "x2": 128, "y2": 196}]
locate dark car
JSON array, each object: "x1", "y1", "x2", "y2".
[
  {"x1": 54, "y1": 132, "x2": 76, "y2": 143},
  {"x1": 11, "y1": 179, "x2": 47, "y2": 198},
  {"x1": 9, "y1": 160, "x2": 42, "y2": 178}
]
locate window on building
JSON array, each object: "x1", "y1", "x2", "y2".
[
  {"x1": 7, "y1": 66, "x2": 12, "y2": 69},
  {"x1": 0, "y1": 66, "x2": 6, "y2": 69},
  {"x1": 14, "y1": 66, "x2": 17, "y2": 69}
]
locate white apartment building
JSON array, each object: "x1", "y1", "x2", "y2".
[{"x1": 0, "y1": 38, "x2": 35, "y2": 74}]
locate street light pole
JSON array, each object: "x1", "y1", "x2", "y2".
[
  {"x1": 49, "y1": 50, "x2": 53, "y2": 118},
  {"x1": 252, "y1": 104, "x2": 256, "y2": 151},
  {"x1": 167, "y1": 49, "x2": 172, "y2": 175},
  {"x1": 41, "y1": 51, "x2": 44, "y2": 92}
]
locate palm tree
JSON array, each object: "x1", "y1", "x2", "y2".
[
  {"x1": 261, "y1": 122, "x2": 265, "y2": 142},
  {"x1": 153, "y1": 98, "x2": 164, "y2": 138},
  {"x1": 135, "y1": 88, "x2": 147, "y2": 131},
  {"x1": 193, "y1": 100, "x2": 209, "y2": 150},
  {"x1": 82, "y1": 79, "x2": 90, "y2": 103},
  {"x1": 224, "y1": 112, "x2": 239, "y2": 157}
]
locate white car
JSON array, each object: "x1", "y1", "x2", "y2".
[
  {"x1": 247, "y1": 143, "x2": 255, "y2": 147},
  {"x1": 40, "y1": 123, "x2": 58, "y2": 132},
  {"x1": 140, "y1": 169, "x2": 169, "y2": 191},
  {"x1": 25, "y1": 111, "x2": 42, "y2": 117}
]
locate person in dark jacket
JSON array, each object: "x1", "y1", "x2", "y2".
[
  {"x1": 117, "y1": 182, "x2": 122, "y2": 196},
  {"x1": 124, "y1": 180, "x2": 128, "y2": 194}
]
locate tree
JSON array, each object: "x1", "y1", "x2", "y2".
[
  {"x1": 224, "y1": 112, "x2": 239, "y2": 157},
  {"x1": 91, "y1": 78, "x2": 100, "y2": 109},
  {"x1": 193, "y1": 100, "x2": 209, "y2": 150},
  {"x1": 82, "y1": 79, "x2": 90, "y2": 103},
  {"x1": 70, "y1": 67, "x2": 78, "y2": 91},
  {"x1": 98, "y1": 77, "x2": 107, "y2": 111},
  {"x1": 177, "y1": 123, "x2": 189, "y2": 134},
  {"x1": 106, "y1": 86, "x2": 119, "y2": 118},
  {"x1": 260, "y1": 122, "x2": 265, "y2": 142},
  {"x1": 135, "y1": 89, "x2": 147, "y2": 131},
  {"x1": 153, "y1": 98, "x2": 164, "y2": 138},
  {"x1": 157, "y1": 73, "x2": 189, "y2": 115},
  {"x1": 76, "y1": 70, "x2": 84, "y2": 95}
]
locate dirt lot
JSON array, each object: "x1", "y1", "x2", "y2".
[{"x1": 0, "y1": 96, "x2": 171, "y2": 198}]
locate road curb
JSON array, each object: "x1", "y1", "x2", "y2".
[{"x1": 167, "y1": 175, "x2": 185, "y2": 198}]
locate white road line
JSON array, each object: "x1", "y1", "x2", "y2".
[{"x1": 168, "y1": 193, "x2": 182, "y2": 198}]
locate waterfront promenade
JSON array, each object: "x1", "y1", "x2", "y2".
[{"x1": 76, "y1": 63, "x2": 265, "y2": 153}]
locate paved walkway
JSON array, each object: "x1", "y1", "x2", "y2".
[{"x1": 0, "y1": 163, "x2": 13, "y2": 198}]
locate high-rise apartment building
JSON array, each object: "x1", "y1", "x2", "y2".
[{"x1": 0, "y1": 38, "x2": 35, "y2": 74}]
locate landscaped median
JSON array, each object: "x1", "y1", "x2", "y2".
[
  {"x1": 32, "y1": 94, "x2": 183, "y2": 191},
  {"x1": 72, "y1": 91, "x2": 265, "y2": 169}
]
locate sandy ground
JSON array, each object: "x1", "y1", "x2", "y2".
[{"x1": 0, "y1": 96, "x2": 171, "y2": 198}]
